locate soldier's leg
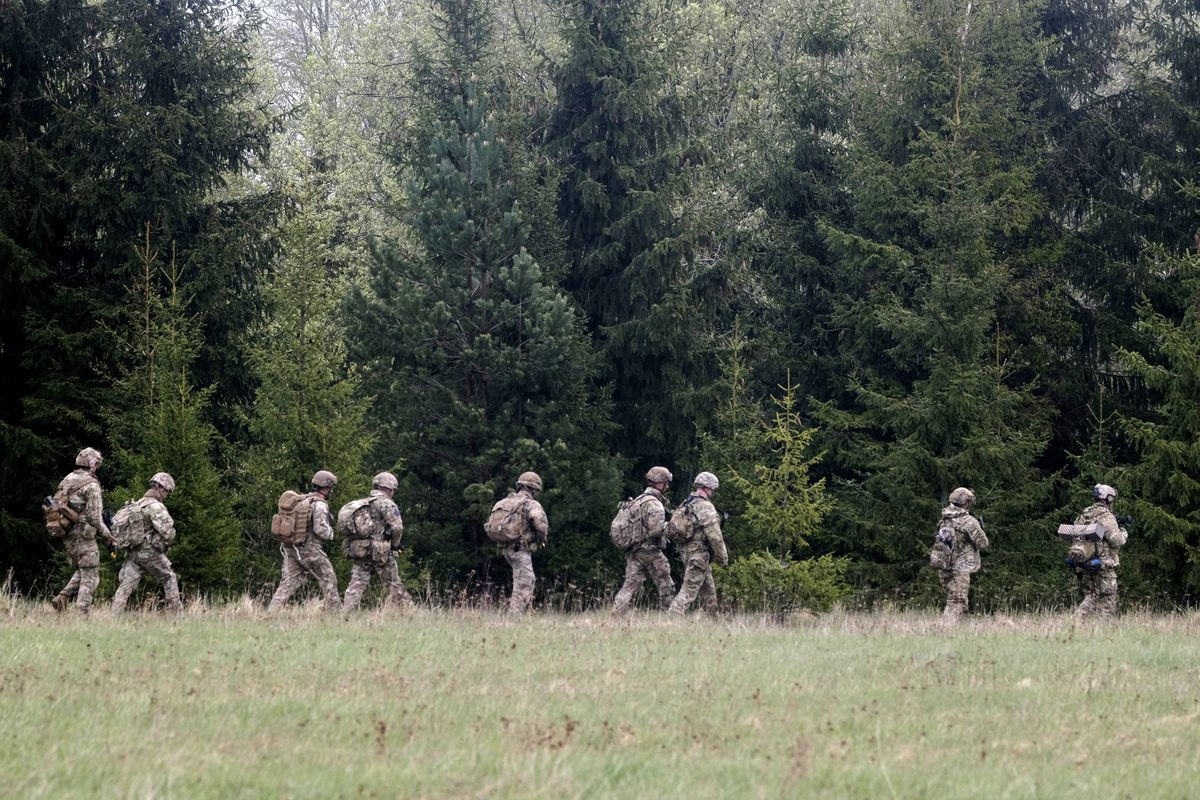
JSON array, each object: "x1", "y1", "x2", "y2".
[
  {"x1": 72, "y1": 542, "x2": 100, "y2": 612},
  {"x1": 1074, "y1": 572, "x2": 1098, "y2": 617},
  {"x1": 943, "y1": 571, "x2": 970, "y2": 618},
  {"x1": 342, "y1": 560, "x2": 373, "y2": 612},
  {"x1": 668, "y1": 553, "x2": 710, "y2": 615},
  {"x1": 646, "y1": 550, "x2": 675, "y2": 610},
  {"x1": 268, "y1": 547, "x2": 307, "y2": 611},
  {"x1": 377, "y1": 555, "x2": 413, "y2": 608},
  {"x1": 1096, "y1": 571, "x2": 1119, "y2": 617},
  {"x1": 505, "y1": 549, "x2": 535, "y2": 613},
  {"x1": 698, "y1": 566, "x2": 719, "y2": 613},
  {"x1": 111, "y1": 557, "x2": 145, "y2": 613},
  {"x1": 138, "y1": 551, "x2": 182, "y2": 611},
  {"x1": 612, "y1": 553, "x2": 648, "y2": 613},
  {"x1": 300, "y1": 547, "x2": 342, "y2": 612},
  {"x1": 56, "y1": 570, "x2": 81, "y2": 606}
]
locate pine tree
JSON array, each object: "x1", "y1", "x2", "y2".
[
  {"x1": 105, "y1": 227, "x2": 243, "y2": 596},
  {"x1": 351, "y1": 0, "x2": 620, "y2": 588},
  {"x1": 549, "y1": 0, "x2": 715, "y2": 468},
  {"x1": 815, "y1": 0, "x2": 1055, "y2": 605}
]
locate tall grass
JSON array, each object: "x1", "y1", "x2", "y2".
[{"x1": 3, "y1": 603, "x2": 1199, "y2": 798}]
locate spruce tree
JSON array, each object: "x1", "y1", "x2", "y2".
[{"x1": 351, "y1": 0, "x2": 620, "y2": 588}]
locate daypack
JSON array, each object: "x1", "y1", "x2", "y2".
[
  {"x1": 929, "y1": 525, "x2": 957, "y2": 570},
  {"x1": 609, "y1": 497, "x2": 646, "y2": 550},
  {"x1": 42, "y1": 475, "x2": 97, "y2": 538},
  {"x1": 271, "y1": 490, "x2": 316, "y2": 546},
  {"x1": 1058, "y1": 523, "x2": 1102, "y2": 572},
  {"x1": 484, "y1": 494, "x2": 528, "y2": 544},
  {"x1": 111, "y1": 499, "x2": 154, "y2": 549},
  {"x1": 337, "y1": 497, "x2": 383, "y2": 541},
  {"x1": 666, "y1": 498, "x2": 699, "y2": 545}
]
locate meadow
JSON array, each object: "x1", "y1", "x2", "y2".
[{"x1": 2, "y1": 601, "x2": 1199, "y2": 799}]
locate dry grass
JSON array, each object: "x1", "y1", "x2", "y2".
[{"x1": 2, "y1": 601, "x2": 1199, "y2": 798}]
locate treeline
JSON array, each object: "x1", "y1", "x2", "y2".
[{"x1": 2, "y1": 0, "x2": 1198, "y2": 610}]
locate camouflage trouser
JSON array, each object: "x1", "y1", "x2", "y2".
[
  {"x1": 343, "y1": 543, "x2": 412, "y2": 611},
  {"x1": 1076, "y1": 569, "x2": 1118, "y2": 618},
  {"x1": 504, "y1": 546, "x2": 535, "y2": 613},
  {"x1": 613, "y1": 547, "x2": 675, "y2": 612},
  {"x1": 668, "y1": 549, "x2": 717, "y2": 615},
  {"x1": 56, "y1": 535, "x2": 100, "y2": 612},
  {"x1": 112, "y1": 547, "x2": 181, "y2": 613},
  {"x1": 939, "y1": 570, "x2": 971, "y2": 618},
  {"x1": 268, "y1": 539, "x2": 341, "y2": 612}
]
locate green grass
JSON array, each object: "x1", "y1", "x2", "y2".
[{"x1": 2, "y1": 601, "x2": 1199, "y2": 799}]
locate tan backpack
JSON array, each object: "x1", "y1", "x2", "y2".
[
  {"x1": 271, "y1": 490, "x2": 316, "y2": 545},
  {"x1": 666, "y1": 497, "x2": 699, "y2": 545},
  {"x1": 42, "y1": 475, "x2": 97, "y2": 538},
  {"x1": 111, "y1": 498, "x2": 154, "y2": 549},
  {"x1": 484, "y1": 494, "x2": 528, "y2": 544}
]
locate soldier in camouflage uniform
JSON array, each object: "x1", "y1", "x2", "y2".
[
  {"x1": 612, "y1": 466, "x2": 676, "y2": 613},
  {"x1": 111, "y1": 472, "x2": 183, "y2": 613},
  {"x1": 50, "y1": 448, "x2": 116, "y2": 613},
  {"x1": 267, "y1": 470, "x2": 342, "y2": 612},
  {"x1": 342, "y1": 472, "x2": 413, "y2": 612},
  {"x1": 500, "y1": 471, "x2": 549, "y2": 613},
  {"x1": 667, "y1": 472, "x2": 728, "y2": 615},
  {"x1": 1073, "y1": 484, "x2": 1128, "y2": 618},
  {"x1": 933, "y1": 487, "x2": 989, "y2": 619}
]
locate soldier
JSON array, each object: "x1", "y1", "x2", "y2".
[
  {"x1": 1072, "y1": 484, "x2": 1128, "y2": 618},
  {"x1": 110, "y1": 473, "x2": 183, "y2": 613},
  {"x1": 341, "y1": 472, "x2": 413, "y2": 612},
  {"x1": 267, "y1": 470, "x2": 342, "y2": 612},
  {"x1": 49, "y1": 447, "x2": 116, "y2": 613},
  {"x1": 612, "y1": 466, "x2": 676, "y2": 613},
  {"x1": 488, "y1": 471, "x2": 549, "y2": 613},
  {"x1": 667, "y1": 471, "x2": 728, "y2": 616},
  {"x1": 931, "y1": 487, "x2": 989, "y2": 619}
]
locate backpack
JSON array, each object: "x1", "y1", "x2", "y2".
[
  {"x1": 111, "y1": 499, "x2": 153, "y2": 549},
  {"x1": 337, "y1": 497, "x2": 383, "y2": 541},
  {"x1": 666, "y1": 498, "x2": 699, "y2": 545},
  {"x1": 271, "y1": 490, "x2": 316, "y2": 546},
  {"x1": 42, "y1": 475, "x2": 97, "y2": 538},
  {"x1": 609, "y1": 497, "x2": 646, "y2": 550},
  {"x1": 1058, "y1": 523, "x2": 1102, "y2": 571},
  {"x1": 929, "y1": 526, "x2": 957, "y2": 570},
  {"x1": 484, "y1": 494, "x2": 528, "y2": 544}
]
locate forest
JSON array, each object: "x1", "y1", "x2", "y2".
[{"x1": 1, "y1": 0, "x2": 1198, "y2": 610}]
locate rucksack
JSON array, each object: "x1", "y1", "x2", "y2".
[
  {"x1": 929, "y1": 525, "x2": 957, "y2": 570},
  {"x1": 111, "y1": 498, "x2": 153, "y2": 549},
  {"x1": 271, "y1": 490, "x2": 316, "y2": 546},
  {"x1": 609, "y1": 497, "x2": 646, "y2": 550},
  {"x1": 42, "y1": 474, "x2": 97, "y2": 538},
  {"x1": 337, "y1": 497, "x2": 383, "y2": 541},
  {"x1": 666, "y1": 498, "x2": 699, "y2": 545},
  {"x1": 484, "y1": 494, "x2": 528, "y2": 544},
  {"x1": 1058, "y1": 523, "x2": 1102, "y2": 571}
]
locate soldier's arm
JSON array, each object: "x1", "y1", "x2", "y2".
[
  {"x1": 528, "y1": 501, "x2": 549, "y2": 544},
  {"x1": 1103, "y1": 513, "x2": 1127, "y2": 548},
  {"x1": 147, "y1": 502, "x2": 176, "y2": 547},
  {"x1": 696, "y1": 503, "x2": 728, "y2": 566},
  {"x1": 382, "y1": 499, "x2": 404, "y2": 547},
  {"x1": 312, "y1": 500, "x2": 334, "y2": 541},
  {"x1": 966, "y1": 516, "x2": 989, "y2": 550},
  {"x1": 642, "y1": 497, "x2": 666, "y2": 539},
  {"x1": 85, "y1": 484, "x2": 112, "y2": 541}
]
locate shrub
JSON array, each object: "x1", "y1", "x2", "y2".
[{"x1": 715, "y1": 551, "x2": 852, "y2": 613}]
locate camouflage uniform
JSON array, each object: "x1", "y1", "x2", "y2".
[
  {"x1": 342, "y1": 490, "x2": 412, "y2": 611},
  {"x1": 500, "y1": 488, "x2": 549, "y2": 613},
  {"x1": 667, "y1": 493, "x2": 728, "y2": 615},
  {"x1": 111, "y1": 491, "x2": 182, "y2": 612},
  {"x1": 51, "y1": 469, "x2": 111, "y2": 613},
  {"x1": 268, "y1": 494, "x2": 342, "y2": 612},
  {"x1": 935, "y1": 505, "x2": 989, "y2": 618},
  {"x1": 1073, "y1": 503, "x2": 1127, "y2": 618},
  {"x1": 612, "y1": 487, "x2": 675, "y2": 612}
]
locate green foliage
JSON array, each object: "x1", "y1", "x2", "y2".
[{"x1": 715, "y1": 552, "x2": 852, "y2": 613}]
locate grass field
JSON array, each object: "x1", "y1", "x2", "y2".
[{"x1": 3, "y1": 600, "x2": 1199, "y2": 799}]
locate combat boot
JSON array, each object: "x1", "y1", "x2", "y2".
[{"x1": 50, "y1": 595, "x2": 68, "y2": 612}]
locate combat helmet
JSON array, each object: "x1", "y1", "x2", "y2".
[
  {"x1": 1093, "y1": 484, "x2": 1117, "y2": 504},
  {"x1": 75, "y1": 447, "x2": 103, "y2": 469},
  {"x1": 311, "y1": 470, "x2": 338, "y2": 489},
  {"x1": 949, "y1": 487, "x2": 975, "y2": 507},
  {"x1": 645, "y1": 466, "x2": 673, "y2": 485},
  {"x1": 694, "y1": 471, "x2": 719, "y2": 491},
  {"x1": 150, "y1": 472, "x2": 176, "y2": 493},
  {"x1": 517, "y1": 471, "x2": 543, "y2": 492},
  {"x1": 373, "y1": 471, "x2": 399, "y2": 491}
]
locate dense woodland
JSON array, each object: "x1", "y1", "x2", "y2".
[{"x1": 2, "y1": 0, "x2": 1199, "y2": 610}]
